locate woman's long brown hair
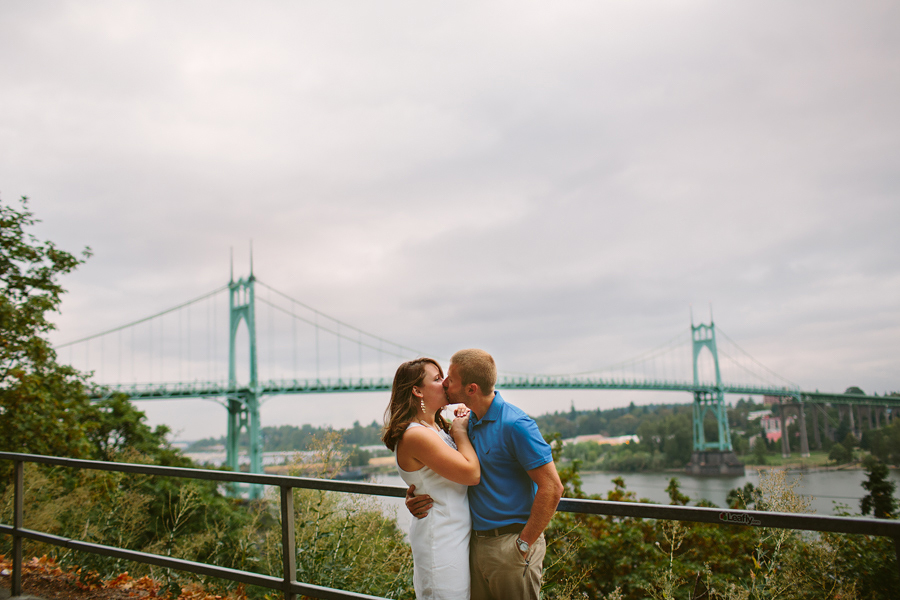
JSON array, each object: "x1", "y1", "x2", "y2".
[{"x1": 382, "y1": 357, "x2": 449, "y2": 451}]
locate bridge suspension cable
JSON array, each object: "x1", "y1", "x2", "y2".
[
  {"x1": 53, "y1": 273, "x2": 811, "y2": 403},
  {"x1": 715, "y1": 327, "x2": 800, "y2": 391},
  {"x1": 510, "y1": 329, "x2": 693, "y2": 388},
  {"x1": 55, "y1": 285, "x2": 229, "y2": 348},
  {"x1": 255, "y1": 281, "x2": 428, "y2": 359},
  {"x1": 53, "y1": 278, "x2": 443, "y2": 391},
  {"x1": 253, "y1": 279, "x2": 436, "y2": 385},
  {"x1": 55, "y1": 284, "x2": 230, "y2": 387}
]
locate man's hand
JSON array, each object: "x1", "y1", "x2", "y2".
[
  {"x1": 518, "y1": 462, "x2": 564, "y2": 548},
  {"x1": 405, "y1": 484, "x2": 433, "y2": 519},
  {"x1": 517, "y1": 541, "x2": 528, "y2": 560}
]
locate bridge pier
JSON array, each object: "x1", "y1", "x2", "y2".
[
  {"x1": 778, "y1": 399, "x2": 790, "y2": 458},
  {"x1": 775, "y1": 399, "x2": 808, "y2": 459},
  {"x1": 811, "y1": 403, "x2": 822, "y2": 450},
  {"x1": 686, "y1": 450, "x2": 745, "y2": 476},
  {"x1": 798, "y1": 403, "x2": 810, "y2": 458}
]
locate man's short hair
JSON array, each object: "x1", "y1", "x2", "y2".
[{"x1": 451, "y1": 349, "x2": 497, "y2": 395}]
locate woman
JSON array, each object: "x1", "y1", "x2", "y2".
[{"x1": 382, "y1": 358, "x2": 480, "y2": 600}]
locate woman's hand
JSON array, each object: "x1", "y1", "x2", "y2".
[{"x1": 450, "y1": 412, "x2": 470, "y2": 435}]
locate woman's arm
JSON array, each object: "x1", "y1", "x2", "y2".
[{"x1": 398, "y1": 416, "x2": 480, "y2": 486}]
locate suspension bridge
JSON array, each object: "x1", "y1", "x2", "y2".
[{"x1": 56, "y1": 267, "x2": 899, "y2": 496}]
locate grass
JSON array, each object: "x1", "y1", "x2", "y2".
[{"x1": 740, "y1": 450, "x2": 837, "y2": 469}]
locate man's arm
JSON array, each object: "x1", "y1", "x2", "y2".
[
  {"x1": 405, "y1": 484, "x2": 434, "y2": 519},
  {"x1": 518, "y1": 461, "x2": 564, "y2": 553}
]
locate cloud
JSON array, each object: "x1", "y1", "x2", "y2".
[{"x1": 1, "y1": 1, "x2": 898, "y2": 439}]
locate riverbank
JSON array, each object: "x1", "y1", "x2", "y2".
[
  {"x1": 738, "y1": 450, "x2": 898, "y2": 473},
  {"x1": 574, "y1": 453, "x2": 884, "y2": 478}
]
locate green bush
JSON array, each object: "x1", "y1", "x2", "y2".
[
  {"x1": 256, "y1": 432, "x2": 413, "y2": 598},
  {"x1": 828, "y1": 442, "x2": 853, "y2": 464}
]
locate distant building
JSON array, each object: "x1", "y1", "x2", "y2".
[
  {"x1": 747, "y1": 409, "x2": 771, "y2": 422},
  {"x1": 564, "y1": 434, "x2": 639, "y2": 446},
  {"x1": 759, "y1": 412, "x2": 796, "y2": 443}
]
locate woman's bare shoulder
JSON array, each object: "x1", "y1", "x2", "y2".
[{"x1": 401, "y1": 425, "x2": 442, "y2": 446}]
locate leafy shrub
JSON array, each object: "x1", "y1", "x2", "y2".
[{"x1": 256, "y1": 432, "x2": 413, "y2": 598}]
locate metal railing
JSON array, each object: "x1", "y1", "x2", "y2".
[{"x1": 2, "y1": 451, "x2": 899, "y2": 599}]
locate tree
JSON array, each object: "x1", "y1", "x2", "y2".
[
  {"x1": 726, "y1": 482, "x2": 757, "y2": 509},
  {"x1": 860, "y1": 456, "x2": 898, "y2": 519},
  {"x1": 834, "y1": 414, "x2": 851, "y2": 447},
  {"x1": 86, "y1": 392, "x2": 180, "y2": 462},
  {"x1": 869, "y1": 418, "x2": 900, "y2": 465},
  {"x1": 0, "y1": 196, "x2": 94, "y2": 460},
  {"x1": 750, "y1": 436, "x2": 768, "y2": 465},
  {"x1": 828, "y1": 442, "x2": 852, "y2": 465},
  {"x1": 665, "y1": 477, "x2": 690, "y2": 505}
]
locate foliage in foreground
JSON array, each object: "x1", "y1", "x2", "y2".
[
  {"x1": 0, "y1": 450, "x2": 258, "y2": 596},
  {"x1": 255, "y1": 432, "x2": 414, "y2": 599},
  {"x1": 0, "y1": 435, "x2": 414, "y2": 599},
  {"x1": 0, "y1": 554, "x2": 248, "y2": 600},
  {"x1": 4, "y1": 433, "x2": 897, "y2": 600},
  {"x1": 541, "y1": 435, "x2": 899, "y2": 600}
]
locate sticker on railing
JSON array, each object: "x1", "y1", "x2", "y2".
[{"x1": 719, "y1": 512, "x2": 761, "y2": 526}]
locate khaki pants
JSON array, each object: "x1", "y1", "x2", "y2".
[{"x1": 470, "y1": 532, "x2": 545, "y2": 600}]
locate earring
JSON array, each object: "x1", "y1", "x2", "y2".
[{"x1": 420, "y1": 399, "x2": 426, "y2": 413}]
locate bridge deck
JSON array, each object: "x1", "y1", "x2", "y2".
[{"x1": 90, "y1": 378, "x2": 899, "y2": 406}]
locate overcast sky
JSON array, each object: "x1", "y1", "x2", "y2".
[{"x1": 2, "y1": 1, "x2": 898, "y2": 441}]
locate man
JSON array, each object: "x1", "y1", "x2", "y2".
[{"x1": 406, "y1": 349, "x2": 564, "y2": 600}]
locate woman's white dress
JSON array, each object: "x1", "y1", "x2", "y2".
[{"x1": 397, "y1": 422, "x2": 471, "y2": 599}]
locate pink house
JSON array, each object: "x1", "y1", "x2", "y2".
[{"x1": 759, "y1": 412, "x2": 796, "y2": 443}]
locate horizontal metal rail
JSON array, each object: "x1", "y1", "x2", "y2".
[
  {"x1": 0, "y1": 452, "x2": 406, "y2": 497},
  {"x1": 2, "y1": 452, "x2": 899, "y2": 599}
]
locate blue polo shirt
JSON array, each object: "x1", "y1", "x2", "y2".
[{"x1": 467, "y1": 392, "x2": 553, "y2": 530}]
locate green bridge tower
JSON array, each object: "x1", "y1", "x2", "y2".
[
  {"x1": 225, "y1": 263, "x2": 263, "y2": 499},
  {"x1": 686, "y1": 319, "x2": 745, "y2": 476}
]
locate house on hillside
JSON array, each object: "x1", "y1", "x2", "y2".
[{"x1": 748, "y1": 409, "x2": 796, "y2": 443}]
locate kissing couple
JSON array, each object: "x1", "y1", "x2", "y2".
[{"x1": 382, "y1": 349, "x2": 564, "y2": 600}]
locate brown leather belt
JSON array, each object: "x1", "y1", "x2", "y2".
[{"x1": 473, "y1": 524, "x2": 524, "y2": 537}]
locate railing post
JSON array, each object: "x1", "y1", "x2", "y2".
[
  {"x1": 12, "y1": 460, "x2": 24, "y2": 597},
  {"x1": 280, "y1": 486, "x2": 297, "y2": 600}
]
